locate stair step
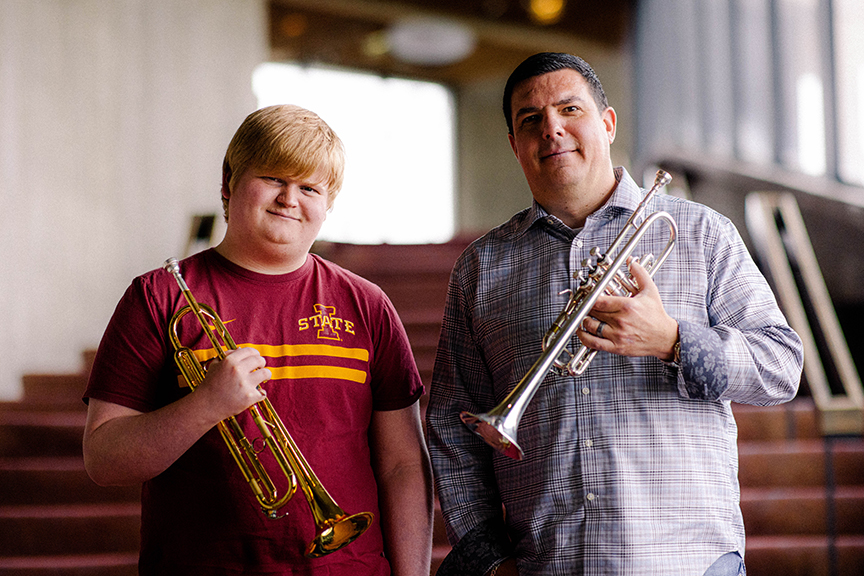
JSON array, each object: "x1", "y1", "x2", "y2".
[
  {"x1": 745, "y1": 534, "x2": 864, "y2": 576},
  {"x1": 412, "y1": 347, "x2": 437, "y2": 374},
  {"x1": 738, "y1": 438, "x2": 864, "y2": 488},
  {"x1": 82, "y1": 350, "x2": 97, "y2": 376},
  {"x1": 19, "y1": 374, "x2": 89, "y2": 408},
  {"x1": 0, "y1": 412, "x2": 86, "y2": 457},
  {"x1": 402, "y1": 316, "x2": 443, "y2": 349},
  {"x1": 0, "y1": 457, "x2": 139, "y2": 505},
  {"x1": 0, "y1": 503, "x2": 140, "y2": 556},
  {"x1": 315, "y1": 240, "x2": 469, "y2": 276},
  {"x1": 741, "y1": 485, "x2": 864, "y2": 535},
  {"x1": 430, "y1": 537, "x2": 864, "y2": 576},
  {"x1": 733, "y1": 399, "x2": 820, "y2": 441},
  {"x1": 314, "y1": 240, "x2": 467, "y2": 315},
  {"x1": 0, "y1": 552, "x2": 137, "y2": 576}
]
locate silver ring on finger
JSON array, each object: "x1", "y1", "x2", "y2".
[{"x1": 596, "y1": 321, "x2": 607, "y2": 338}]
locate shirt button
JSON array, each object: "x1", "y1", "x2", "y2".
[
  {"x1": 581, "y1": 387, "x2": 590, "y2": 395},
  {"x1": 584, "y1": 439, "x2": 593, "y2": 448},
  {"x1": 586, "y1": 493, "x2": 596, "y2": 501},
  {"x1": 575, "y1": 239, "x2": 583, "y2": 247}
]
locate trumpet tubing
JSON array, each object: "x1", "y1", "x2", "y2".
[
  {"x1": 163, "y1": 258, "x2": 373, "y2": 557},
  {"x1": 460, "y1": 170, "x2": 678, "y2": 460}
]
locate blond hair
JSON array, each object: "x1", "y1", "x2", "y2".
[{"x1": 221, "y1": 105, "x2": 345, "y2": 219}]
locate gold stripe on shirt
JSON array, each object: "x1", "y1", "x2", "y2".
[
  {"x1": 188, "y1": 344, "x2": 369, "y2": 384},
  {"x1": 269, "y1": 365, "x2": 367, "y2": 383},
  {"x1": 192, "y1": 343, "x2": 369, "y2": 363},
  {"x1": 252, "y1": 344, "x2": 369, "y2": 362}
]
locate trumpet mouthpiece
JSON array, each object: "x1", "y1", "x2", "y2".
[
  {"x1": 163, "y1": 257, "x2": 180, "y2": 275},
  {"x1": 163, "y1": 257, "x2": 189, "y2": 292}
]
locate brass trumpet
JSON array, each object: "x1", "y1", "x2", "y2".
[
  {"x1": 163, "y1": 258, "x2": 373, "y2": 558},
  {"x1": 460, "y1": 170, "x2": 678, "y2": 460}
]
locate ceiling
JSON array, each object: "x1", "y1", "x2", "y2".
[{"x1": 269, "y1": 0, "x2": 633, "y2": 86}]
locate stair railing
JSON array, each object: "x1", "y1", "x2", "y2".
[{"x1": 746, "y1": 191, "x2": 864, "y2": 435}]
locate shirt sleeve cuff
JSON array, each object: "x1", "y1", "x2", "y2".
[
  {"x1": 672, "y1": 319, "x2": 729, "y2": 401},
  {"x1": 435, "y1": 518, "x2": 510, "y2": 576}
]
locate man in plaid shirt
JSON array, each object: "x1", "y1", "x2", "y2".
[{"x1": 426, "y1": 53, "x2": 802, "y2": 576}]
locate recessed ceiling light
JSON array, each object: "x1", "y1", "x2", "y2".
[{"x1": 386, "y1": 17, "x2": 477, "y2": 66}]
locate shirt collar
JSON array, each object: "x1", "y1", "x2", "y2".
[
  {"x1": 516, "y1": 167, "x2": 644, "y2": 238},
  {"x1": 588, "y1": 167, "x2": 645, "y2": 224}
]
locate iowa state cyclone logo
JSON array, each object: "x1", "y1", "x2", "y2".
[{"x1": 297, "y1": 304, "x2": 355, "y2": 341}]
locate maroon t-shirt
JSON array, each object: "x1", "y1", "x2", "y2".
[{"x1": 84, "y1": 249, "x2": 424, "y2": 575}]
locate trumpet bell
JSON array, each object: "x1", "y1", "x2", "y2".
[
  {"x1": 460, "y1": 411, "x2": 524, "y2": 461},
  {"x1": 306, "y1": 511, "x2": 375, "y2": 558}
]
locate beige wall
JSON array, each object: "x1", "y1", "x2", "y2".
[{"x1": 0, "y1": 0, "x2": 266, "y2": 400}]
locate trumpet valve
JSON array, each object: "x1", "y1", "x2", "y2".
[
  {"x1": 605, "y1": 273, "x2": 633, "y2": 297},
  {"x1": 582, "y1": 248, "x2": 605, "y2": 270},
  {"x1": 637, "y1": 253, "x2": 657, "y2": 273}
]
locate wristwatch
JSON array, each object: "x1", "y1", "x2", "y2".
[{"x1": 672, "y1": 339, "x2": 681, "y2": 364}]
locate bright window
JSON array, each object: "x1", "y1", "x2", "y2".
[
  {"x1": 252, "y1": 62, "x2": 456, "y2": 244},
  {"x1": 834, "y1": 0, "x2": 864, "y2": 185},
  {"x1": 776, "y1": 0, "x2": 827, "y2": 176}
]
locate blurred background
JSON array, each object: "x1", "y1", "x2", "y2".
[
  {"x1": 1, "y1": 1, "x2": 864, "y2": 574},
  {"x1": 1, "y1": 0, "x2": 862, "y2": 401}
]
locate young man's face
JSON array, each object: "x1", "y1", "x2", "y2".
[
  {"x1": 224, "y1": 167, "x2": 330, "y2": 255},
  {"x1": 507, "y1": 68, "x2": 616, "y2": 209}
]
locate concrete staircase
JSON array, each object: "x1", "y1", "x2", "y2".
[{"x1": 0, "y1": 240, "x2": 861, "y2": 575}]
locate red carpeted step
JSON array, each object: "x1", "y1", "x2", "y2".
[
  {"x1": 0, "y1": 552, "x2": 138, "y2": 576},
  {"x1": 18, "y1": 374, "x2": 89, "y2": 409},
  {"x1": 732, "y1": 399, "x2": 820, "y2": 442},
  {"x1": 0, "y1": 457, "x2": 139, "y2": 505},
  {"x1": 741, "y1": 485, "x2": 864, "y2": 536},
  {"x1": 739, "y1": 438, "x2": 864, "y2": 488},
  {"x1": 745, "y1": 534, "x2": 864, "y2": 576},
  {"x1": 0, "y1": 502, "x2": 140, "y2": 556},
  {"x1": 0, "y1": 411, "x2": 86, "y2": 458}
]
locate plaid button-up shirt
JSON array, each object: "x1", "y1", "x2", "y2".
[{"x1": 426, "y1": 168, "x2": 802, "y2": 576}]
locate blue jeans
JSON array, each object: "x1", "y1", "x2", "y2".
[{"x1": 703, "y1": 552, "x2": 746, "y2": 576}]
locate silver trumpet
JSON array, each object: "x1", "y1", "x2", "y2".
[{"x1": 460, "y1": 170, "x2": 678, "y2": 460}]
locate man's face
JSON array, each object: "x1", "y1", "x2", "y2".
[
  {"x1": 224, "y1": 167, "x2": 330, "y2": 255},
  {"x1": 508, "y1": 68, "x2": 616, "y2": 209}
]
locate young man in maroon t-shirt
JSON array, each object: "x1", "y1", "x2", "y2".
[{"x1": 83, "y1": 105, "x2": 434, "y2": 576}]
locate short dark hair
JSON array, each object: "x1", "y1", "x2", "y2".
[{"x1": 503, "y1": 52, "x2": 609, "y2": 135}]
